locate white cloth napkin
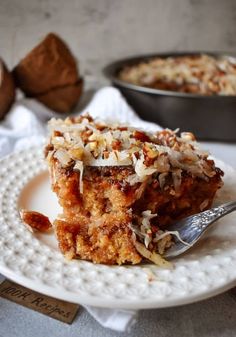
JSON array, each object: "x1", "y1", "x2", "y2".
[
  {"x1": 0, "y1": 87, "x2": 161, "y2": 158},
  {"x1": 0, "y1": 86, "x2": 161, "y2": 332}
]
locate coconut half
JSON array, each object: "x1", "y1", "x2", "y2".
[{"x1": 0, "y1": 59, "x2": 15, "y2": 119}]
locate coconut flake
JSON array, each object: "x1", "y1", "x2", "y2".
[
  {"x1": 153, "y1": 230, "x2": 192, "y2": 247},
  {"x1": 52, "y1": 136, "x2": 65, "y2": 146},
  {"x1": 125, "y1": 174, "x2": 145, "y2": 186},
  {"x1": 158, "y1": 172, "x2": 168, "y2": 190},
  {"x1": 47, "y1": 114, "x2": 218, "y2": 190},
  {"x1": 172, "y1": 169, "x2": 182, "y2": 191},
  {"x1": 140, "y1": 210, "x2": 158, "y2": 248},
  {"x1": 133, "y1": 240, "x2": 172, "y2": 268},
  {"x1": 54, "y1": 149, "x2": 72, "y2": 167},
  {"x1": 135, "y1": 154, "x2": 157, "y2": 177},
  {"x1": 200, "y1": 199, "x2": 209, "y2": 211},
  {"x1": 74, "y1": 161, "x2": 84, "y2": 193}
]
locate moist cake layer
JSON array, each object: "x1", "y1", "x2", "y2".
[{"x1": 45, "y1": 115, "x2": 223, "y2": 265}]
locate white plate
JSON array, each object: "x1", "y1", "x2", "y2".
[{"x1": 0, "y1": 147, "x2": 236, "y2": 309}]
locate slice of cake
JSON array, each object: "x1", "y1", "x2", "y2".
[{"x1": 45, "y1": 115, "x2": 223, "y2": 265}]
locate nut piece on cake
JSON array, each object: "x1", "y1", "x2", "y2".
[
  {"x1": 0, "y1": 59, "x2": 15, "y2": 119},
  {"x1": 45, "y1": 115, "x2": 223, "y2": 265},
  {"x1": 13, "y1": 33, "x2": 83, "y2": 113},
  {"x1": 20, "y1": 210, "x2": 52, "y2": 232}
]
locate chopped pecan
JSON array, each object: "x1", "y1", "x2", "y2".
[
  {"x1": 96, "y1": 124, "x2": 107, "y2": 131},
  {"x1": 111, "y1": 140, "x2": 122, "y2": 150},
  {"x1": 143, "y1": 144, "x2": 158, "y2": 166},
  {"x1": 117, "y1": 126, "x2": 128, "y2": 131},
  {"x1": 20, "y1": 210, "x2": 52, "y2": 232},
  {"x1": 81, "y1": 129, "x2": 93, "y2": 142},
  {"x1": 133, "y1": 130, "x2": 151, "y2": 142},
  {"x1": 103, "y1": 150, "x2": 109, "y2": 159},
  {"x1": 53, "y1": 130, "x2": 63, "y2": 137},
  {"x1": 44, "y1": 144, "x2": 54, "y2": 158},
  {"x1": 143, "y1": 144, "x2": 159, "y2": 159},
  {"x1": 69, "y1": 148, "x2": 84, "y2": 160}
]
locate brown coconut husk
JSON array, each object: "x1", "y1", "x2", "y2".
[
  {"x1": 13, "y1": 33, "x2": 80, "y2": 96},
  {"x1": 36, "y1": 79, "x2": 83, "y2": 114},
  {"x1": 0, "y1": 59, "x2": 16, "y2": 119}
]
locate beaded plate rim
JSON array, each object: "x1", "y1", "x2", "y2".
[{"x1": 0, "y1": 147, "x2": 236, "y2": 309}]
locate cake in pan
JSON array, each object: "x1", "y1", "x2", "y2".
[{"x1": 119, "y1": 54, "x2": 236, "y2": 96}]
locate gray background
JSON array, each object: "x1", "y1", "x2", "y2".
[
  {"x1": 1, "y1": 0, "x2": 236, "y2": 336},
  {"x1": 1, "y1": 0, "x2": 236, "y2": 82}
]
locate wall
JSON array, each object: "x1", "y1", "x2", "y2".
[{"x1": 1, "y1": 0, "x2": 236, "y2": 84}]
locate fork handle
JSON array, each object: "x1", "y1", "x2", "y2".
[
  {"x1": 220, "y1": 201, "x2": 236, "y2": 214},
  {"x1": 199, "y1": 201, "x2": 236, "y2": 230}
]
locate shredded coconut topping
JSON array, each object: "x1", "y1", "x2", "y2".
[
  {"x1": 119, "y1": 54, "x2": 236, "y2": 96},
  {"x1": 45, "y1": 114, "x2": 217, "y2": 193},
  {"x1": 130, "y1": 209, "x2": 191, "y2": 262}
]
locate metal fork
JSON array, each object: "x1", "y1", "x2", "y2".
[{"x1": 163, "y1": 201, "x2": 236, "y2": 258}]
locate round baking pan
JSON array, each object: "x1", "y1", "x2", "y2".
[{"x1": 103, "y1": 52, "x2": 236, "y2": 141}]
